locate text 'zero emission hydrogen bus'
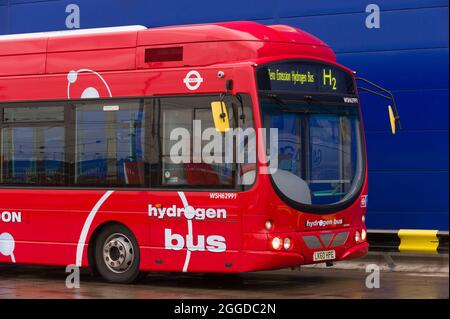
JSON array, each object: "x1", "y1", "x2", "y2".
[{"x1": 0, "y1": 22, "x2": 399, "y2": 283}]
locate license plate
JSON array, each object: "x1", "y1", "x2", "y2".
[{"x1": 313, "y1": 249, "x2": 336, "y2": 261}]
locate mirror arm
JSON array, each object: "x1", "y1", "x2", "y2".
[
  {"x1": 219, "y1": 84, "x2": 243, "y2": 123},
  {"x1": 356, "y1": 77, "x2": 401, "y2": 129},
  {"x1": 219, "y1": 93, "x2": 227, "y2": 122},
  {"x1": 236, "y1": 93, "x2": 246, "y2": 123},
  {"x1": 357, "y1": 86, "x2": 391, "y2": 100},
  {"x1": 217, "y1": 79, "x2": 237, "y2": 124}
]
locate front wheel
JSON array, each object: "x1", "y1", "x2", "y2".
[{"x1": 94, "y1": 224, "x2": 143, "y2": 283}]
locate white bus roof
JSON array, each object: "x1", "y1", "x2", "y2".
[{"x1": 0, "y1": 25, "x2": 147, "y2": 41}]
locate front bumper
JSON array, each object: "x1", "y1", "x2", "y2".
[{"x1": 241, "y1": 227, "x2": 369, "y2": 272}]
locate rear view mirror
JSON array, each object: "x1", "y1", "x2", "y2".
[
  {"x1": 388, "y1": 105, "x2": 396, "y2": 135},
  {"x1": 355, "y1": 77, "x2": 401, "y2": 136},
  {"x1": 211, "y1": 101, "x2": 230, "y2": 132}
]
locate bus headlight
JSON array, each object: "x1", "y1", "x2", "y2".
[
  {"x1": 283, "y1": 237, "x2": 292, "y2": 250},
  {"x1": 361, "y1": 229, "x2": 367, "y2": 241},
  {"x1": 272, "y1": 237, "x2": 282, "y2": 250},
  {"x1": 355, "y1": 231, "x2": 361, "y2": 243}
]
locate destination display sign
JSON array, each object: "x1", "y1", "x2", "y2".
[{"x1": 257, "y1": 61, "x2": 355, "y2": 95}]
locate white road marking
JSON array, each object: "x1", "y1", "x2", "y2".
[{"x1": 405, "y1": 273, "x2": 449, "y2": 278}]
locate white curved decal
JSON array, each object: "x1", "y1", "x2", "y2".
[
  {"x1": 0, "y1": 232, "x2": 16, "y2": 263},
  {"x1": 178, "y1": 192, "x2": 194, "y2": 272},
  {"x1": 150, "y1": 192, "x2": 227, "y2": 272},
  {"x1": 67, "y1": 69, "x2": 112, "y2": 99},
  {"x1": 76, "y1": 190, "x2": 114, "y2": 267}
]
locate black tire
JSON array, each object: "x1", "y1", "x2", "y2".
[{"x1": 94, "y1": 223, "x2": 143, "y2": 284}]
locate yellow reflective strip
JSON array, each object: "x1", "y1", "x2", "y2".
[{"x1": 398, "y1": 229, "x2": 439, "y2": 254}]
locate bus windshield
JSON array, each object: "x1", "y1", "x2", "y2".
[
  {"x1": 261, "y1": 97, "x2": 364, "y2": 207},
  {"x1": 257, "y1": 60, "x2": 364, "y2": 210}
]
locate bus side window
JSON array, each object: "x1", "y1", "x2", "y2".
[
  {"x1": 73, "y1": 100, "x2": 146, "y2": 187},
  {"x1": 148, "y1": 94, "x2": 256, "y2": 190},
  {"x1": 0, "y1": 105, "x2": 66, "y2": 186},
  {"x1": 151, "y1": 95, "x2": 238, "y2": 189},
  {"x1": 0, "y1": 95, "x2": 255, "y2": 190}
]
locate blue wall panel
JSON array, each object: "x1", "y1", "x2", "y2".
[
  {"x1": 0, "y1": 9, "x2": 7, "y2": 35},
  {"x1": 361, "y1": 90, "x2": 449, "y2": 131},
  {"x1": 280, "y1": 7, "x2": 449, "y2": 53},
  {"x1": 368, "y1": 171, "x2": 448, "y2": 229},
  {"x1": 278, "y1": 0, "x2": 448, "y2": 17},
  {"x1": 366, "y1": 131, "x2": 448, "y2": 171},
  {"x1": 367, "y1": 211, "x2": 448, "y2": 230},
  {"x1": 338, "y1": 49, "x2": 449, "y2": 90},
  {"x1": 0, "y1": 0, "x2": 448, "y2": 230},
  {"x1": 6, "y1": 0, "x2": 275, "y2": 33}
]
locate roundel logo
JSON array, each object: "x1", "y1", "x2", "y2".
[{"x1": 183, "y1": 70, "x2": 203, "y2": 91}]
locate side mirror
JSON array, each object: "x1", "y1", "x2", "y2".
[
  {"x1": 388, "y1": 105, "x2": 396, "y2": 135},
  {"x1": 211, "y1": 101, "x2": 230, "y2": 132},
  {"x1": 356, "y1": 77, "x2": 401, "y2": 136}
]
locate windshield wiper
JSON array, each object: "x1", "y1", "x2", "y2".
[
  {"x1": 263, "y1": 93, "x2": 336, "y2": 115},
  {"x1": 265, "y1": 93, "x2": 286, "y2": 108}
]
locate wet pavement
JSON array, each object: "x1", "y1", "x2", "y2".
[{"x1": 0, "y1": 264, "x2": 448, "y2": 299}]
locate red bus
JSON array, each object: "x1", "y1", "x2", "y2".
[{"x1": 0, "y1": 22, "x2": 393, "y2": 283}]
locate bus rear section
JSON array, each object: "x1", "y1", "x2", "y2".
[{"x1": 0, "y1": 21, "x2": 367, "y2": 283}]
